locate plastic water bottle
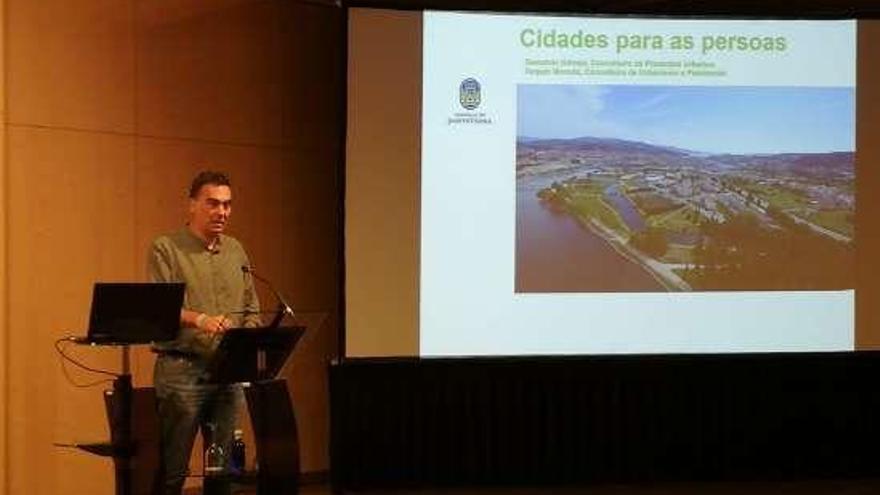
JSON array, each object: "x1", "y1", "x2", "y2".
[
  {"x1": 204, "y1": 423, "x2": 226, "y2": 477},
  {"x1": 231, "y1": 429, "x2": 246, "y2": 474}
]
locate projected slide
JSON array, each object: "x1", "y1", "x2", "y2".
[
  {"x1": 419, "y1": 12, "x2": 858, "y2": 355},
  {"x1": 517, "y1": 85, "x2": 855, "y2": 292},
  {"x1": 419, "y1": 12, "x2": 856, "y2": 355}
]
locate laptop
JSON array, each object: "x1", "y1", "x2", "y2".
[{"x1": 84, "y1": 283, "x2": 185, "y2": 345}]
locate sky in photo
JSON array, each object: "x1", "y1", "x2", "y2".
[{"x1": 517, "y1": 85, "x2": 855, "y2": 155}]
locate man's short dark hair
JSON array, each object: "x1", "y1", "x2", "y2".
[{"x1": 189, "y1": 171, "x2": 231, "y2": 198}]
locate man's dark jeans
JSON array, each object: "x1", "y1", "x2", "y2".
[{"x1": 154, "y1": 354, "x2": 241, "y2": 495}]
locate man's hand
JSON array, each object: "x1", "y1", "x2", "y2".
[{"x1": 196, "y1": 313, "x2": 230, "y2": 334}]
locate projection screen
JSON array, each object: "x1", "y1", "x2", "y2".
[{"x1": 346, "y1": 9, "x2": 880, "y2": 358}]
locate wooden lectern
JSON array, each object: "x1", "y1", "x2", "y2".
[{"x1": 209, "y1": 326, "x2": 305, "y2": 494}]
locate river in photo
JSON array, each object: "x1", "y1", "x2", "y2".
[
  {"x1": 516, "y1": 172, "x2": 664, "y2": 292},
  {"x1": 604, "y1": 184, "x2": 646, "y2": 232}
]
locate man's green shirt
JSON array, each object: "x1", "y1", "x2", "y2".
[{"x1": 148, "y1": 227, "x2": 261, "y2": 358}]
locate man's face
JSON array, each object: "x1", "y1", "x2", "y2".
[{"x1": 189, "y1": 184, "x2": 232, "y2": 239}]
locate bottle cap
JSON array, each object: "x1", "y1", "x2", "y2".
[{"x1": 234, "y1": 429, "x2": 244, "y2": 439}]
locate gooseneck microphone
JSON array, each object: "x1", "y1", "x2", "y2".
[{"x1": 241, "y1": 265, "x2": 295, "y2": 328}]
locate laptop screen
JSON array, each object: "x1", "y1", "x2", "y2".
[{"x1": 87, "y1": 283, "x2": 185, "y2": 344}]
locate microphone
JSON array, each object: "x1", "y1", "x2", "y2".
[{"x1": 241, "y1": 265, "x2": 295, "y2": 328}]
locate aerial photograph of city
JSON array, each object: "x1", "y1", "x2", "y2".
[{"x1": 515, "y1": 84, "x2": 855, "y2": 292}]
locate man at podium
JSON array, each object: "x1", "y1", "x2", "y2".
[{"x1": 147, "y1": 170, "x2": 262, "y2": 495}]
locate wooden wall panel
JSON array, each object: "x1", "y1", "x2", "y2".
[
  {"x1": 6, "y1": 127, "x2": 136, "y2": 494},
  {"x1": 281, "y1": 147, "x2": 340, "y2": 310},
  {"x1": 6, "y1": 0, "x2": 135, "y2": 132},
  {"x1": 1, "y1": 1, "x2": 342, "y2": 493},
  {"x1": 0, "y1": 3, "x2": 8, "y2": 493},
  {"x1": 135, "y1": 0, "x2": 286, "y2": 146},
  {"x1": 283, "y1": 1, "x2": 344, "y2": 150}
]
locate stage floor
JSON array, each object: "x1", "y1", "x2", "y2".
[{"x1": 293, "y1": 478, "x2": 880, "y2": 495}]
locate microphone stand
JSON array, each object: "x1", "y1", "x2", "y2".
[
  {"x1": 241, "y1": 266, "x2": 295, "y2": 329},
  {"x1": 241, "y1": 266, "x2": 296, "y2": 380}
]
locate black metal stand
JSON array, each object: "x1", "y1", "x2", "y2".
[
  {"x1": 103, "y1": 346, "x2": 143, "y2": 495},
  {"x1": 104, "y1": 374, "x2": 162, "y2": 495},
  {"x1": 77, "y1": 346, "x2": 138, "y2": 495},
  {"x1": 65, "y1": 282, "x2": 184, "y2": 495},
  {"x1": 110, "y1": 368, "x2": 133, "y2": 495}
]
